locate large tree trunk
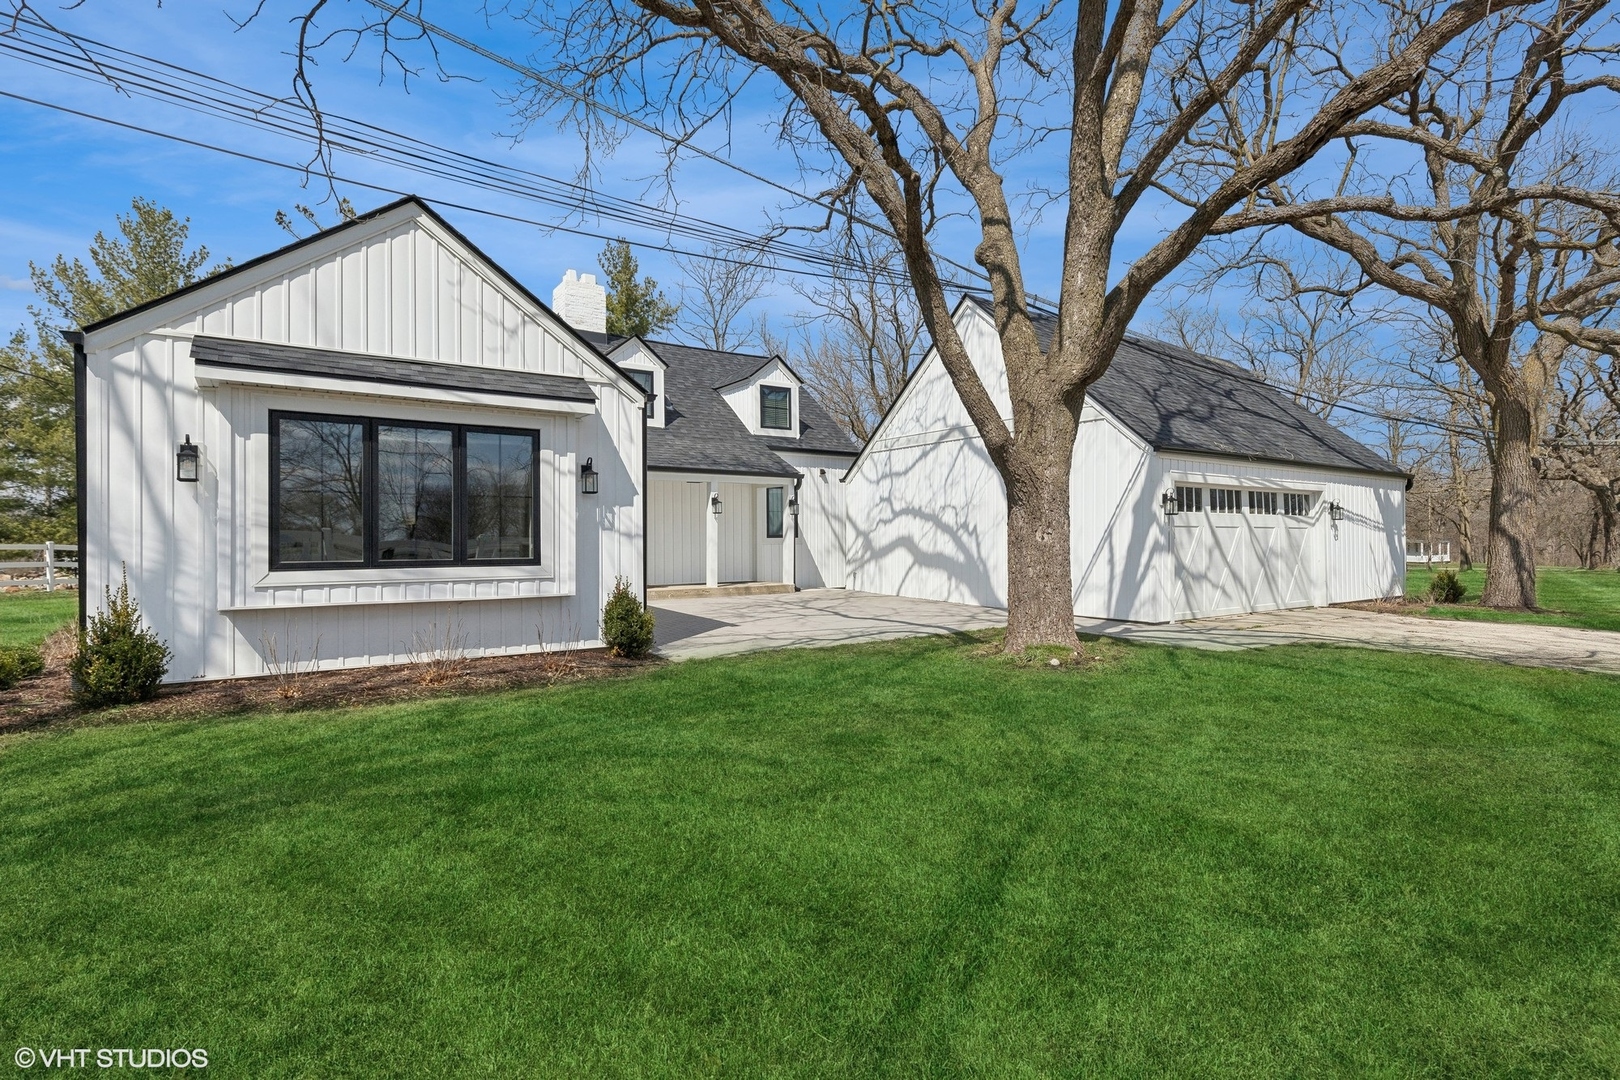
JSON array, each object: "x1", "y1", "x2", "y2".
[
  {"x1": 999, "y1": 390, "x2": 1082, "y2": 653},
  {"x1": 1482, "y1": 394, "x2": 1539, "y2": 608}
]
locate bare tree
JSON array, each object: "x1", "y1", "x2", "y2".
[
  {"x1": 1542, "y1": 349, "x2": 1620, "y2": 565},
  {"x1": 790, "y1": 234, "x2": 926, "y2": 441},
  {"x1": 1158, "y1": 256, "x2": 1376, "y2": 418},
  {"x1": 1226, "y1": 260, "x2": 1375, "y2": 419},
  {"x1": 1209, "y1": 7, "x2": 1620, "y2": 608},
  {"x1": 266, "y1": 0, "x2": 1554, "y2": 649},
  {"x1": 673, "y1": 243, "x2": 775, "y2": 351}
]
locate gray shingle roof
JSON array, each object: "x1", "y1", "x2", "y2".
[
  {"x1": 969, "y1": 299, "x2": 1401, "y2": 477},
  {"x1": 579, "y1": 331, "x2": 859, "y2": 476},
  {"x1": 190, "y1": 335, "x2": 598, "y2": 403}
]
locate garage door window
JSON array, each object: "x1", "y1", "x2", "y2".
[
  {"x1": 1211, "y1": 488, "x2": 1242, "y2": 514},
  {"x1": 1248, "y1": 490, "x2": 1278, "y2": 515},
  {"x1": 1283, "y1": 493, "x2": 1314, "y2": 516},
  {"x1": 1175, "y1": 485, "x2": 1202, "y2": 513}
]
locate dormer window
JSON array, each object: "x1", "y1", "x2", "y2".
[
  {"x1": 760, "y1": 385, "x2": 792, "y2": 430},
  {"x1": 625, "y1": 369, "x2": 656, "y2": 419}
]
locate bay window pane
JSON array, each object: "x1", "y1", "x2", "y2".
[
  {"x1": 377, "y1": 425, "x2": 455, "y2": 562},
  {"x1": 276, "y1": 418, "x2": 364, "y2": 564},
  {"x1": 466, "y1": 430, "x2": 535, "y2": 560}
]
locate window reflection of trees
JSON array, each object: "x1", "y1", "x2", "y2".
[
  {"x1": 377, "y1": 426, "x2": 455, "y2": 562},
  {"x1": 467, "y1": 432, "x2": 534, "y2": 560},
  {"x1": 277, "y1": 419, "x2": 364, "y2": 563}
]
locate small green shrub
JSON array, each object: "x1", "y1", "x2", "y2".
[
  {"x1": 1426, "y1": 569, "x2": 1467, "y2": 605},
  {"x1": 70, "y1": 570, "x2": 171, "y2": 706},
  {"x1": 602, "y1": 577, "x2": 656, "y2": 658},
  {"x1": 0, "y1": 644, "x2": 45, "y2": 689}
]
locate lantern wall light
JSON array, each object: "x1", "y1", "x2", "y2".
[
  {"x1": 580, "y1": 457, "x2": 599, "y2": 495},
  {"x1": 1160, "y1": 490, "x2": 1179, "y2": 517},
  {"x1": 710, "y1": 493, "x2": 723, "y2": 516},
  {"x1": 176, "y1": 435, "x2": 200, "y2": 483},
  {"x1": 1327, "y1": 500, "x2": 1345, "y2": 522}
]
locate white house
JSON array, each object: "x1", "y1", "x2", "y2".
[
  {"x1": 70, "y1": 197, "x2": 647, "y2": 681},
  {"x1": 845, "y1": 297, "x2": 1407, "y2": 621},
  {"x1": 548, "y1": 273, "x2": 860, "y2": 592}
]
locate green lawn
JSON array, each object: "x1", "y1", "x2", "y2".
[
  {"x1": 1406, "y1": 565, "x2": 1620, "y2": 632},
  {"x1": 0, "y1": 589, "x2": 76, "y2": 647},
  {"x1": 4, "y1": 636, "x2": 1620, "y2": 1077}
]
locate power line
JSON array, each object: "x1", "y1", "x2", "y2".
[
  {"x1": 0, "y1": 86, "x2": 903, "y2": 285},
  {"x1": 355, "y1": 0, "x2": 1005, "y2": 295},
  {"x1": 0, "y1": 21, "x2": 938, "y2": 287}
]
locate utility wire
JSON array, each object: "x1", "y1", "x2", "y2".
[
  {"x1": 0, "y1": 86, "x2": 912, "y2": 284},
  {"x1": 354, "y1": 0, "x2": 1007, "y2": 296},
  {"x1": 0, "y1": 21, "x2": 945, "y2": 287}
]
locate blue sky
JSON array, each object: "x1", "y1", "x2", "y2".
[
  {"x1": 1, "y1": 1, "x2": 1208, "y2": 348},
  {"x1": 0, "y1": 2, "x2": 1334, "y2": 355},
  {"x1": 0, "y1": 3, "x2": 1058, "y2": 339}
]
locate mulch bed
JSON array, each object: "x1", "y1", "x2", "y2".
[{"x1": 0, "y1": 630, "x2": 660, "y2": 736}]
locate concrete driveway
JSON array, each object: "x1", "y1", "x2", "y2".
[
  {"x1": 1084, "y1": 606, "x2": 1620, "y2": 676},
  {"x1": 652, "y1": 589, "x2": 1003, "y2": 659},
  {"x1": 654, "y1": 589, "x2": 1620, "y2": 675}
]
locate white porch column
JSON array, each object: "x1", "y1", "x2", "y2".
[{"x1": 705, "y1": 480, "x2": 720, "y2": 588}]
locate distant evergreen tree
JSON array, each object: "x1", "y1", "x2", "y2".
[
  {"x1": 599, "y1": 239, "x2": 678, "y2": 338},
  {"x1": 0, "y1": 198, "x2": 226, "y2": 542}
]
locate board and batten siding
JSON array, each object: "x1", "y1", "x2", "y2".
[
  {"x1": 80, "y1": 203, "x2": 644, "y2": 681},
  {"x1": 1152, "y1": 454, "x2": 1405, "y2": 615},
  {"x1": 844, "y1": 297, "x2": 1405, "y2": 622},
  {"x1": 778, "y1": 451, "x2": 854, "y2": 589},
  {"x1": 647, "y1": 477, "x2": 707, "y2": 586}
]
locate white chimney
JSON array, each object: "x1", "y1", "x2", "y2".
[{"x1": 552, "y1": 269, "x2": 607, "y2": 334}]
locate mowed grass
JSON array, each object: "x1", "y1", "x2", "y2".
[
  {"x1": 4, "y1": 636, "x2": 1620, "y2": 1077},
  {"x1": 0, "y1": 589, "x2": 76, "y2": 647},
  {"x1": 1407, "y1": 564, "x2": 1620, "y2": 633}
]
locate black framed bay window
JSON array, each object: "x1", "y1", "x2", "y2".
[{"x1": 271, "y1": 410, "x2": 540, "y2": 570}]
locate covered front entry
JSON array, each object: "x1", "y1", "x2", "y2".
[
  {"x1": 1171, "y1": 488, "x2": 1322, "y2": 619},
  {"x1": 648, "y1": 474, "x2": 795, "y2": 587}
]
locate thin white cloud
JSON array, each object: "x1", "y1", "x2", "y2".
[{"x1": 0, "y1": 275, "x2": 33, "y2": 292}]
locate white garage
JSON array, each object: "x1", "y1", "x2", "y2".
[{"x1": 844, "y1": 298, "x2": 1407, "y2": 622}]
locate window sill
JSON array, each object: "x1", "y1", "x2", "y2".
[{"x1": 255, "y1": 564, "x2": 555, "y2": 589}]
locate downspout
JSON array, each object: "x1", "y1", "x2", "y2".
[
  {"x1": 64, "y1": 330, "x2": 87, "y2": 632},
  {"x1": 792, "y1": 474, "x2": 803, "y2": 591},
  {"x1": 641, "y1": 396, "x2": 649, "y2": 606}
]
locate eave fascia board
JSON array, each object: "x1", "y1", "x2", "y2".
[{"x1": 194, "y1": 362, "x2": 596, "y2": 416}]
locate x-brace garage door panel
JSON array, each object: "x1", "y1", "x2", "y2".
[{"x1": 1172, "y1": 501, "x2": 1321, "y2": 619}]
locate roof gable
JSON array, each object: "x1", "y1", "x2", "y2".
[
  {"x1": 80, "y1": 196, "x2": 641, "y2": 396},
  {"x1": 582, "y1": 332, "x2": 858, "y2": 473}
]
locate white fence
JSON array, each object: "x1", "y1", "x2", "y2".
[
  {"x1": 1404, "y1": 540, "x2": 1452, "y2": 566},
  {"x1": 0, "y1": 542, "x2": 78, "y2": 590}
]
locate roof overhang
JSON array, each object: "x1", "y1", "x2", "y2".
[
  {"x1": 649, "y1": 466, "x2": 801, "y2": 483},
  {"x1": 190, "y1": 336, "x2": 597, "y2": 416}
]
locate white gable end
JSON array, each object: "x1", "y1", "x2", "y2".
[
  {"x1": 84, "y1": 203, "x2": 620, "y2": 388},
  {"x1": 719, "y1": 356, "x2": 802, "y2": 436}
]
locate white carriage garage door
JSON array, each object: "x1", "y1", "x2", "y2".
[{"x1": 1171, "y1": 485, "x2": 1320, "y2": 619}]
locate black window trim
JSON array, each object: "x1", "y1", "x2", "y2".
[
  {"x1": 625, "y1": 368, "x2": 657, "y2": 419},
  {"x1": 269, "y1": 408, "x2": 543, "y2": 572},
  {"x1": 759, "y1": 384, "x2": 793, "y2": 430},
  {"x1": 765, "y1": 485, "x2": 785, "y2": 539}
]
